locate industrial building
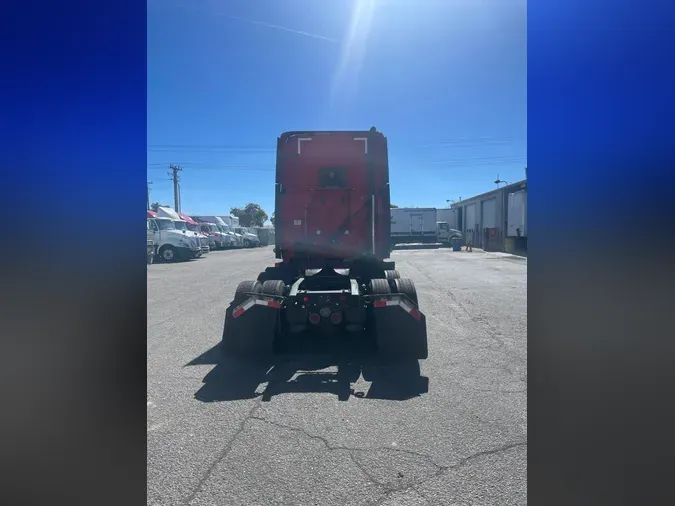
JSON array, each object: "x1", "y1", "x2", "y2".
[{"x1": 446, "y1": 180, "x2": 527, "y2": 254}]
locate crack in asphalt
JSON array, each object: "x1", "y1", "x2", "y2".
[
  {"x1": 248, "y1": 415, "x2": 442, "y2": 477},
  {"x1": 244, "y1": 415, "x2": 526, "y2": 506},
  {"x1": 183, "y1": 401, "x2": 262, "y2": 505},
  {"x1": 368, "y1": 440, "x2": 528, "y2": 506}
]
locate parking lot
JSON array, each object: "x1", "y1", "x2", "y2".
[{"x1": 147, "y1": 246, "x2": 527, "y2": 506}]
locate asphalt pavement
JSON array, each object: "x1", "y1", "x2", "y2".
[{"x1": 147, "y1": 246, "x2": 527, "y2": 506}]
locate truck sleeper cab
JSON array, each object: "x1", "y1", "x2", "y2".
[{"x1": 221, "y1": 128, "x2": 428, "y2": 360}]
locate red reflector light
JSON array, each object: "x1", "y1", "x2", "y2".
[
  {"x1": 309, "y1": 313, "x2": 321, "y2": 324},
  {"x1": 409, "y1": 309, "x2": 421, "y2": 321},
  {"x1": 233, "y1": 307, "x2": 245, "y2": 319},
  {"x1": 267, "y1": 300, "x2": 281, "y2": 309},
  {"x1": 330, "y1": 312, "x2": 342, "y2": 324},
  {"x1": 373, "y1": 300, "x2": 387, "y2": 308},
  {"x1": 339, "y1": 296, "x2": 346, "y2": 301},
  {"x1": 303, "y1": 296, "x2": 309, "y2": 302}
]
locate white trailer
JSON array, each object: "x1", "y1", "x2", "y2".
[
  {"x1": 390, "y1": 208, "x2": 437, "y2": 244},
  {"x1": 219, "y1": 216, "x2": 239, "y2": 228},
  {"x1": 436, "y1": 208, "x2": 457, "y2": 230},
  {"x1": 507, "y1": 190, "x2": 527, "y2": 237}
]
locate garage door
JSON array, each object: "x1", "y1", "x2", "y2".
[
  {"x1": 481, "y1": 198, "x2": 496, "y2": 229},
  {"x1": 464, "y1": 203, "x2": 476, "y2": 232}
]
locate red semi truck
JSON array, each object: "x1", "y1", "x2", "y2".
[{"x1": 222, "y1": 128, "x2": 428, "y2": 359}]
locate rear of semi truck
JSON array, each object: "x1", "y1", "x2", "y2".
[{"x1": 221, "y1": 129, "x2": 428, "y2": 359}]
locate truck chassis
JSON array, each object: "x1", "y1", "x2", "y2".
[{"x1": 221, "y1": 259, "x2": 428, "y2": 360}]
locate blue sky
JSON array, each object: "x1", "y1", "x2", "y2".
[{"x1": 148, "y1": 0, "x2": 526, "y2": 221}]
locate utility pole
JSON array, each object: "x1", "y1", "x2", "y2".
[
  {"x1": 147, "y1": 181, "x2": 152, "y2": 210},
  {"x1": 168, "y1": 164, "x2": 182, "y2": 212}
]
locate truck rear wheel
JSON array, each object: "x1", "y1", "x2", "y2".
[
  {"x1": 384, "y1": 269, "x2": 400, "y2": 290},
  {"x1": 372, "y1": 277, "x2": 427, "y2": 359},
  {"x1": 223, "y1": 279, "x2": 276, "y2": 359},
  {"x1": 393, "y1": 278, "x2": 418, "y2": 306},
  {"x1": 261, "y1": 279, "x2": 285, "y2": 296},
  {"x1": 369, "y1": 278, "x2": 391, "y2": 296},
  {"x1": 234, "y1": 280, "x2": 262, "y2": 304}
]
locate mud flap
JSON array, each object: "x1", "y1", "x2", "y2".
[
  {"x1": 222, "y1": 299, "x2": 279, "y2": 358},
  {"x1": 372, "y1": 304, "x2": 428, "y2": 360}
]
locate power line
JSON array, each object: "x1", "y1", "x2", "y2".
[{"x1": 146, "y1": 158, "x2": 526, "y2": 172}]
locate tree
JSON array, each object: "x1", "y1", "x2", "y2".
[
  {"x1": 390, "y1": 204, "x2": 399, "y2": 208},
  {"x1": 230, "y1": 203, "x2": 268, "y2": 227},
  {"x1": 270, "y1": 213, "x2": 275, "y2": 226},
  {"x1": 150, "y1": 202, "x2": 170, "y2": 213}
]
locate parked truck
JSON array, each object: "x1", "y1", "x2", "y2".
[
  {"x1": 157, "y1": 206, "x2": 209, "y2": 255},
  {"x1": 252, "y1": 226, "x2": 275, "y2": 246},
  {"x1": 178, "y1": 212, "x2": 211, "y2": 254},
  {"x1": 147, "y1": 210, "x2": 201, "y2": 262},
  {"x1": 234, "y1": 226, "x2": 261, "y2": 248},
  {"x1": 147, "y1": 219, "x2": 154, "y2": 265},
  {"x1": 192, "y1": 216, "x2": 230, "y2": 249},
  {"x1": 218, "y1": 216, "x2": 246, "y2": 247},
  {"x1": 221, "y1": 128, "x2": 428, "y2": 359},
  {"x1": 390, "y1": 208, "x2": 438, "y2": 244},
  {"x1": 390, "y1": 207, "x2": 462, "y2": 246}
]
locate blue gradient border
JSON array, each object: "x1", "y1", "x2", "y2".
[
  {"x1": 529, "y1": 1, "x2": 675, "y2": 505},
  {"x1": 2, "y1": 1, "x2": 147, "y2": 506}
]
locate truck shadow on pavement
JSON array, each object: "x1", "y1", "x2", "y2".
[{"x1": 187, "y1": 340, "x2": 429, "y2": 403}]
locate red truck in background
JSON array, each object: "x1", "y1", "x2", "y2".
[{"x1": 222, "y1": 128, "x2": 428, "y2": 359}]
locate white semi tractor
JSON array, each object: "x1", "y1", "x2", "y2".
[
  {"x1": 157, "y1": 206, "x2": 210, "y2": 255},
  {"x1": 219, "y1": 216, "x2": 260, "y2": 248},
  {"x1": 147, "y1": 210, "x2": 201, "y2": 262}
]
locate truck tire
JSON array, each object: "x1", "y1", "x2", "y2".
[
  {"x1": 384, "y1": 269, "x2": 400, "y2": 289},
  {"x1": 234, "y1": 280, "x2": 262, "y2": 304},
  {"x1": 243, "y1": 239, "x2": 251, "y2": 248},
  {"x1": 394, "y1": 278, "x2": 418, "y2": 306},
  {"x1": 369, "y1": 278, "x2": 391, "y2": 296},
  {"x1": 160, "y1": 245, "x2": 178, "y2": 262},
  {"x1": 385, "y1": 270, "x2": 400, "y2": 280},
  {"x1": 261, "y1": 279, "x2": 286, "y2": 297},
  {"x1": 374, "y1": 276, "x2": 427, "y2": 360}
]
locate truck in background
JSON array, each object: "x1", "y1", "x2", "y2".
[
  {"x1": 252, "y1": 226, "x2": 275, "y2": 246},
  {"x1": 218, "y1": 216, "x2": 246, "y2": 247},
  {"x1": 234, "y1": 226, "x2": 261, "y2": 248},
  {"x1": 390, "y1": 207, "x2": 462, "y2": 247},
  {"x1": 194, "y1": 216, "x2": 240, "y2": 248},
  {"x1": 147, "y1": 210, "x2": 201, "y2": 262},
  {"x1": 178, "y1": 212, "x2": 210, "y2": 254},
  {"x1": 390, "y1": 208, "x2": 438, "y2": 245},
  {"x1": 192, "y1": 216, "x2": 228, "y2": 249},
  {"x1": 147, "y1": 219, "x2": 155, "y2": 265},
  {"x1": 221, "y1": 128, "x2": 427, "y2": 360},
  {"x1": 157, "y1": 206, "x2": 209, "y2": 256},
  {"x1": 219, "y1": 215, "x2": 239, "y2": 229},
  {"x1": 436, "y1": 208, "x2": 457, "y2": 230}
]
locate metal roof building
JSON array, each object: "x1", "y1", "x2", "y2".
[{"x1": 449, "y1": 179, "x2": 527, "y2": 252}]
